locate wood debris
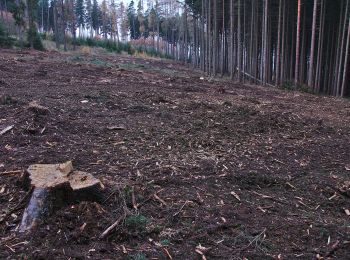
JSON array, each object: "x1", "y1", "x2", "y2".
[
  {"x1": 230, "y1": 191, "x2": 241, "y2": 201},
  {"x1": 0, "y1": 125, "x2": 14, "y2": 136}
]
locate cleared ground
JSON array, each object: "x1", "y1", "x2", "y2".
[{"x1": 0, "y1": 48, "x2": 350, "y2": 259}]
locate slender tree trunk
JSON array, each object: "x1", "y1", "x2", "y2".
[
  {"x1": 341, "y1": 15, "x2": 350, "y2": 96},
  {"x1": 237, "y1": 0, "x2": 242, "y2": 82},
  {"x1": 295, "y1": 0, "x2": 302, "y2": 84},
  {"x1": 263, "y1": 0, "x2": 269, "y2": 85},
  {"x1": 213, "y1": 1, "x2": 217, "y2": 76},
  {"x1": 221, "y1": 0, "x2": 225, "y2": 76},
  {"x1": 308, "y1": 0, "x2": 318, "y2": 88},
  {"x1": 336, "y1": 0, "x2": 349, "y2": 96},
  {"x1": 201, "y1": 0, "x2": 205, "y2": 71},
  {"x1": 315, "y1": 0, "x2": 325, "y2": 93},
  {"x1": 276, "y1": 0, "x2": 283, "y2": 85},
  {"x1": 230, "y1": 0, "x2": 235, "y2": 79},
  {"x1": 208, "y1": 0, "x2": 211, "y2": 75},
  {"x1": 54, "y1": 4, "x2": 60, "y2": 49}
]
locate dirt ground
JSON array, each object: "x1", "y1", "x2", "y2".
[{"x1": 0, "y1": 48, "x2": 350, "y2": 259}]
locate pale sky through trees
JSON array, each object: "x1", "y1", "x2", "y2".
[{"x1": 96, "y1": 0, "x2": 131, "y2": 5}]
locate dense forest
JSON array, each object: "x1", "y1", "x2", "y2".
[{"x1": 0, "y1": 0, "x2": 349, "y2": 94}]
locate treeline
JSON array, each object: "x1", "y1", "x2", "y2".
[
  {"x1": 182, "y1": 0, "x2": 350, "y2": 97},
  {"x1": 0, "y1": 0, "x2": 182, "y2": 52},
  {"x1": 0, "y1": 0, "x2": 44, "y2": 49},
  {"x1": 1, "y1": 0, "x2": 349, "y2": 97}
]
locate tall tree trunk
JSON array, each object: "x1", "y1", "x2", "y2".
[
  {"x1": 201, "y1": 0, "x2": 205, "y2": 71},
  {"x1": 230, "y1": 0, "x2": 235, "y2": 79},
  {"x1": 295, "y1": 0, "x2": 302, "y2": 84},
  {"x1": 315, "y1": 0, "x2": 325, "y2": 93},
  {"x1": 221, "y1": 0, "x2": 225, "y2": 76},
  {"x1": 336, "y1": 0, "x2": 349, "y2": 96},
  {"x1": 213, "y1": 1, "x2": 217, "y2": 76},
  {"x1": 263, "y1": 0, "x2": 269, "y2": 85},
  {"x1": 308, "y1": 0, "x2": 318, "y2": 89},
  {"x1": 341, "y1": 15, "x2": 350, "y2": 97},
  {"x1": 237, "y1": 0, "x2": 242, "y2": 82},
  {"x1": 276, "y1": 0, "x2": 283, "y2": 86}
]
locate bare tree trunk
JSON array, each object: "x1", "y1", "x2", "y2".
[
  {"x1": 54, "y1": 4, "x2": 60, "y2": 49},
  {"x1": 221, "y1": 0, "x2": 225, "y2": 76},
  {"x1": 208, "y1": 0, "x2": 211, "y2": 75},
  {"x1": 237, "y1": 0, "x2": 242, "y2": 82},
  {"x1": 341, "y1": 15, "x2": 350, "y2": 97},
  {"x1": 316, "y1": 0, "x2": 325, "y2": 93},
  {"x1": 308, "y1": 0, "x2": 318, "y2": 88},
  {"x1": 213, "y1": 1, "x2": 217, "y2": 76},
  {"x1": 295, "y1": 0, "x2": 301, "y2": 85},
  {"x1": 230, "y1": 0, "x2": 235, "y2": 79},
  {"x1": 280, "y1": 0, "x2": 286, "y2": 83},
  {"x1": 336, "y1": 0, "x2": 349, "y2": 96},
  {"x1": 201, "y1": 0, "x2": 205, "y2": 71},
  {"x1": 276, "y1": 0, "x2": 283, "y2": 85},
  {"x1": 263, "y1": 0, "x2": 269, "y2": 85}
]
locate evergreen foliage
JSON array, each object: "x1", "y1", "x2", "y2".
[{"x1": 0, "y1": 21, "x2": 15, "y2": 48}]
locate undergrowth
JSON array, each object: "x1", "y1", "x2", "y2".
[{"x1": 0, "y1": 22, "x2": 15, "y2": 48}]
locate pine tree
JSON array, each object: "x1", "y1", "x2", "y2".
[
  {"x1": 85, "y1": 0, "x2": 92, "y2": 37},
  {"x1": 75, "y1": 0, "x2": 85, "y2": 37},
  {"x1": 109, "y1": 0, "x2": 118, "y2": 42},
  {"x1": 100, "y1": 0, "x2": 109, "y2": 39},
  {"x1": 137, "y1": 0, "x2": 145, "y2": 37},
  {"x1": 127, "y1": 0, "x2": 140, "y2": 39},
  {"x1": 91, "y1": 0, "x2": 100, "y2": 36},
  {"x1": 119, "y1": 2, "x2": 128, "y2": 41},
  {"x1": 27, "y1": 0, "x2": 43, "y2": 49}
]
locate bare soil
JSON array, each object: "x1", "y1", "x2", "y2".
[{"x1": 1, "y1": 48, "x2": 350, "y2": 259}]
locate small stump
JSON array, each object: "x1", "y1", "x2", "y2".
[{"x1": 19, "y1": 161, "x2": 102, "y2": 233}]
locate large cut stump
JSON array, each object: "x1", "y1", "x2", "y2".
[{"x1": 19, "y1": 161, "x2": 102, "y2": 233}]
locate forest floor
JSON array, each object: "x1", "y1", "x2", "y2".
[{"x1": 0, "y1": 48, "x2": 350, "y2": 259}]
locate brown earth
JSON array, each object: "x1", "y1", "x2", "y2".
[{"x1": 0, "y1": 48, "x2": 350, "y2": 259}]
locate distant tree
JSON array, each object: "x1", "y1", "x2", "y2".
[
  {"x1": 75, "y1": 0, "x2": 84, "y2": 37},
  {"x1": 10, "y1": 0, "x2": 26, "y2": 46},
  {"x1": 119, "y1": 1, "x2": 128, "y2": 41},
  {"x1": 66, "y1": 0, "x2": 77, "y2": 48},
  {"x1": 27, "y1": 0, "x2": 44, "y2": 49},
  {"x1": 91, "y1": 0, "x2": 99, "y2": 36},
  {"x1": 148, "y1": 7, "x2": 156, "y2": 46},
  {"x1": 127, "y1": 0, "x2": 139, "y2": 39},
  {"x1": 109, "y1": 0, "x2": 118, "y2": 42},
  {"x1": 137, "y1": 0, "x2": 145, "y2": 37},
  {"x1": 85, "y1": 0, "x2": 92, "y2": 37},
  {"x1": 37, "y1": 0, "x2": 50, "y2": 32},
  {"x1": 100, "y1": 0, "x2": 109, "y2": 38}
]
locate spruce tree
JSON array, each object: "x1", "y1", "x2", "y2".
[
  {"x1": 127, "y1": 0, "x2": 140, "y2": 39},
  {"x1": 91, "y1": 0, "x2": 100, "y2": 36},
  {"x1": 85, "y1": 0, "x2": 93, "y2": 37},
  {"x1": 75, "y1": 0, "x2": 85, "y2": 36}
]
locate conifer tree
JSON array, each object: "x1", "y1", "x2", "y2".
[
  {"x1": 75, "y1": 0, "x2": 84, "y2": 37},
  {"x1": 91, "y1": 0, "x2": 99, "y2": 36}
]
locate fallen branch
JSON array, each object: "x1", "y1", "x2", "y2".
[
  {"x1": 251, "y1": 191, "x2": 287, "y2": 204},
  {"x1": 173, "y1": 200, "x2": 192, "y2": 217},
  {"x1": 100, "y1": 213, "x2": 126, "y2": 239},
  {"x1": 0, "y1": 125, "x2": 14, "y2": 136},
  {"x1": 131, "y1": 186, "x2": 138, "y2": 210},
  {"x1": 154, "y1": 193, "x2": 167, "y2": 207},
  {"x1": 0, "y1": 170, "x2": 23, "y2": 176}
]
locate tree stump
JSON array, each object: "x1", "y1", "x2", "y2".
[{"x1": 19, "y1": 161, "x2": 102, "y2": 233}]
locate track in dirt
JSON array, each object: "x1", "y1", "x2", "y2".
[{"x1": 1, "y1": 49, "x2": 350, "y2": 259}]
